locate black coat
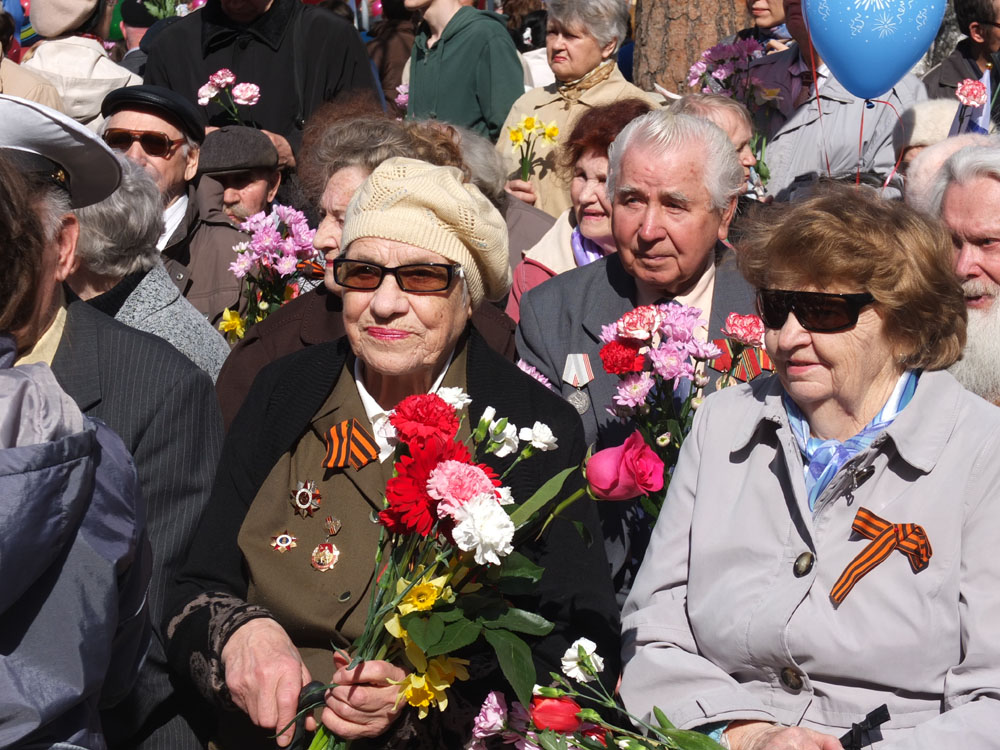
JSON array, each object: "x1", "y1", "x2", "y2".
[
  {"x1": 144, "y1": 0, "x2": 378, "y2": 149},
  {"x1": 167, "y1": 329, "x2": 621, "y2": 746}
]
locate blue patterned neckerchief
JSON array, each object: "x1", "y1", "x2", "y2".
[
  {"x1": 785, "y1": 370, "x2": 919, "y2": 511},
  {"x1": 570, "y1": 226, "x2": 606, "y2": 268}
]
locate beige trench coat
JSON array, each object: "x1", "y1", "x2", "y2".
[{"x1": 621, "y1": 370, "x2": 1000, "y2": 747}]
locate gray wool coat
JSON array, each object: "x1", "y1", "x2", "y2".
[
  {"x1": 621, "y1": 371, "x2": 1000, "y2": 748},
  {"x1": 117, "y1": 262, "x2": 231, "y2": 382}
]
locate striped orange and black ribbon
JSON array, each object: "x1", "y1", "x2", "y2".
[
  {"x1": 323, "y1": 418, "x2": 379, "y2": 471},
  {"x1": 830, "y1": 507, "x2": 932, "y2": 606},
  {"x1": 296, "y1": 260, "x2": 325, "y2": 280}
]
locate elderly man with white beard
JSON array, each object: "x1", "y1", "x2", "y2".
[{"x1": 929, "y1": 142, "x2": 1000, "y2": 404}]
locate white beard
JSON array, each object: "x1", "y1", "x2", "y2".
[{"x1": 949, "y1": 281, "x2": 1000, "y2": 403}]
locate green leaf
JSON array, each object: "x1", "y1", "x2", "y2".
[
  {"x1": 499, "y1": 551, "x2": 544, "y2": 582},
  {"x1": 483, "y1": 628, "x2": 536, "y2": 706},
  {"x1": 424, "y1": 618, "x2": 482, "y2": 657},
  {"x1": 653, "y1": 728, "x2": 726, "y2": 750},
  {"x1": 509, "y1": 466, "x2": 576, "y2": 528},
  {"x1": 457, "y1": 593, "x2": 505, "y2": 621},
  {"x1": 434, "y1": 607, "x2": 465, "y2": 623},
  {"x1": 400, "y1": 613, "x2": 444, "y2": 652},
  {"x1": 570, "y1": 519, "x2": 593, "y2": 547},
  {"x1": 482, "y1": 607, "x2": 553, "y2": 636},
  {"x1": 653, "y1": 706, "x2": 676, "y2": 730},
  {"x1": 537, "y1": 729, "x2": 569, "y2": 750}
]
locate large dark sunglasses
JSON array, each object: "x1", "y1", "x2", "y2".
[
  {"x1": 103, "y1": 128, "x2": 186, "y2": 158},
  {"x1": 333, "y1": 258, "x2": 461, "y2": 293},
  {"x1": 756, "y1": 289, "x2": 876, "y2": 333}
]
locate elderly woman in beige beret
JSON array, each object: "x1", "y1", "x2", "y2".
[{"x1": 165, "y1": 157, "x2": 619, "y2": 748}]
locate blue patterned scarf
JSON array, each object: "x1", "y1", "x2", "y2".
[{"x1": 785, "y1": 370, "x2": 918, "y2": 510}]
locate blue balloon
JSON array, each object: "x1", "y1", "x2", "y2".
[{"x1": 805, "y1": 0, "x2": 945, "y2": 100}]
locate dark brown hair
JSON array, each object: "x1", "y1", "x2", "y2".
[{"x1": 0, "y1": 154, "x2": 46, "y2": 336}]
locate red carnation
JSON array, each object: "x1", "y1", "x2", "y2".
[
  {"x1": 390, "y1": 393, "x2": 460, "y2": 448},
  {"x1": 380, "y1": 439, "x2": 471, "y2": 536},
  {"x1": 599, "y1": 340, "x2": 645, "y2": 375},
  {"x1": 530, "y1": 696, "x2": 582, "y2": 732}
]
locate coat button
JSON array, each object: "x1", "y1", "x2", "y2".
[
  {"x1": 780, "y1": 666, "x2": 804, "y2": 691},
  {"x1": 793, "y1": 551, "x2": 814, "y2": 577},
  {"x1": 338, "y1": 591, "x2": 351, "y2": 602}
]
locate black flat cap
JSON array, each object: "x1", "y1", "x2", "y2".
[
  {"x1": 102, "y1": 85, "x2": 206, "y2": 144},
  {"x1": 198, "y1": 125, "x2": 279, "y2": 175}
]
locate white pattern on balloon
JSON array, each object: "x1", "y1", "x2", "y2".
[
  {"x1": 873, "y1": 12, "x2": 898, "y2": 36},
  {"x1": 853, "y1": 0, "x2": 891, "y2": 11}
]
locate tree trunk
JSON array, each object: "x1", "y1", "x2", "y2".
[{"x1": 634, "y1": 0, "x2": 748, "y2": 95}]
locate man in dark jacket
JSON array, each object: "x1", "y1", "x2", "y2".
[
  {"x1": 143, "y1": 0, "x2": 378, "y2": 162},
  {"x1": 923, "y1": 0, "x2": 1000, "y2": 128}
]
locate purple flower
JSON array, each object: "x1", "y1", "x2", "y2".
[
  {"x1": 614, "y1": 372, "x2": 655, "y2": 408},
  {"x1": 232, "y1": 82, "x2": 260, "y2": 106},
  {"x1": 650, "y1": 343, "x2": 695, "y2": 381},
  {"x1": 275, "y1": 255, "x2": 298, "y2": 276},
  {"x1": 599, "y1": 322, "x2": 619, "y2": 344},
  {"x1": 472, "y1": 691, "x2": 507, "y2": 740},
  {"x1": 658, "y1": 302, "x2": 704, "y2": 343},
  {"x1": 687, "y1": 338, "x2": 723, "y2": 361},
  {"x1": 229, "y1": 252, "x2": 253, "y2": 279},
  {"x1": 516, "y1": 359, "x2": 554, "y2": 390}
]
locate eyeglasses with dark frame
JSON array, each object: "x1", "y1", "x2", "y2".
[
  {"x1": 102, "y1": 129, "x2": 186, "y2": 158},
  {"x1": 332, "y1": 258, "x2": 463, "y2": 293},
  {"x1": 755, "y1": 289, "x2": 876, "y2": 333}
]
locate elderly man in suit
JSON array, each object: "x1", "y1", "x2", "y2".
[
  {"x1": 517, "y1": 109, "x2": 756, "y2": 602},
  {"x1": 0, "y1": 94, "x2": 223, "y2": 750}
]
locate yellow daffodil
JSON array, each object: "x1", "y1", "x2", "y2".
[
  {"x1": 427, "y1": 655, "x2": 469, "y2": 688},
  {"x1": 509, "y1": 126, "x2": 525, "y2": 150},
  {"x1": 396, "y1": 571, "x2": 453, "y2": 616},
  {"x1": 519, "y1": 115, "x2": 540, "y2": 132},
  {"x1": 391, "y1": 673, "x2": 443, "y2": 719},
  {"x1": 541, "y1": 121, "x2": 559, "y2": 146},
  {"x1": 219, "y1": 308, "x2": 246, "y2": 340},
  {"x1": 384, "y1": 613, "x2": 428, "y2": 672}
]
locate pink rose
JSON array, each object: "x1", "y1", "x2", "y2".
[
  {"x1": 586, "y1": 430, "x2": 665, "y2": 500},
  {"x1": 232, "y1": 82, "x2": 261, "y2": 106},
  {"x1": 616, "y1": 305, "x2": 663, "y2": 341},
  {"x1": 209, "y1": 68, "x2": 236, "y2": 88},
  {"x1": 722, "y1": 312, "x2": 765, "y2": 347},
  {"x1": 956, "y1": 78, "x2": 988, "y2": 108}
]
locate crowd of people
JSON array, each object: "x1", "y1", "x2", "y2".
[{"x1": 2, "y1": 0, "x2": 1000, "y2": 748}]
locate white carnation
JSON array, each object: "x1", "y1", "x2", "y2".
[
  {"x1": 451, "y1": 493, "x2": 514, "y2": 565},
  {"x1": 495, "y1": 486, "x2": 514, "y2": 506},
  {"x1": 560, "y1": 637, "x2": 604, "y2": 683},
  {"x1": 489, "y1": 419, "x2": 519, "y2": 458},
  {"x1": 518, "y1": 421, "x2": 557, "y2": 451},
  {"x1": 436, "y1": 387, "x2": 471, "y2": 410}
]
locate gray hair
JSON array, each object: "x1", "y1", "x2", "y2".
[
  {"x1": 74, "y1": 156, "x2": 164, "y2": 278},
  {"x1": 607, "y1": 110, "x2": 744, "y2": 211},
  {"x1": 33, "y1": 183, "x2": 72, "y2": 247},
  {"x1": 452, "y1": 125, "x2": 507, "y2": 214},
  {"x1": 668, "y1": 93, "x2": 752, "y2": 133},
  {"x1": 547, "y1": 0, "x2": 628, "y2": 52},
  {"x1": 925, "y1": 137, "x2": 1000, "y2": 215}
]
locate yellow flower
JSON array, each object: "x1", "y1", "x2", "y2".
[
  {"x1": 384, "y1": 613, "x2": 427, "y2": 672},
  {"x1": 396, "y1": 572, "x2": 453, "y2": 616},
  {"x1": 519, "y1": 115, "x2": 540, "y2": 132},
  {"x1": 541, "y1": 121, "x2": 559, "y2": 146},
  {"x1": 508, "y1": 126, "x2": 526, "y2": 150},
  {"x1": 392, "y1": 673, "x2": 442, "y2": 719},
  {"x1": 427, "y1": 655, "x2": 469, "y2": 688},
  {"x1": 218, "y1": 308, "x2": 246, "y2": 340}
]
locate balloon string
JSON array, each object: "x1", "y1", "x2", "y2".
[
  {"x1": 804, "y1": 34, "x2": 832, "y2": 178},
  {"x1": 866, "y1": 97, "x2": 905, "y2": 193},
  {"x1": 857, "y1": 102, "x2": 866, "y2": 186}
]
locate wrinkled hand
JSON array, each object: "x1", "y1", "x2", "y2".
[
  {"x1": 262, "y1": 129, "x2": 296, "y2": 169},
  {"x1": 221, "y1": 618, "x2": 314, "y2": 747},
  {"x1": 319, "y1": 654, "x2": 407, "y2": 739},
  {"x1": 505, "y1": 179, "x2": 537, "y2": 206},
  {"x1": 726, "y1": 721, "x2": 842, "y2": 750},
  {"x1": 765, "y1": 39, "x2": 790, "y2": 54}
]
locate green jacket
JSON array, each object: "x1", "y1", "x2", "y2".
[{"x1": 408, "y1": 6, "x2": 523, "y2": 142}]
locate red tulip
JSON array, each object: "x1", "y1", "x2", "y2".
[
  {"x1": 530, "y1": 696, "x2": 582, "y2": 732},
  {"x1": 586, "y1": 430, "x2": 665, "y2": 501}
]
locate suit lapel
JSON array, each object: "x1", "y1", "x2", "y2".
[
  {"x1": 708, "y1": 245, "x2": 756, "y2": 337},
  {"x1": 50, "y1": 301, "x2": 103, "y2": 413}
]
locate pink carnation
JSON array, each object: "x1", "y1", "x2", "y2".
[
  {"x1": 197, "y1": 83, "x2": 219, "y2": 106},
  {"x1": 722, "y1": 312, "x2": 765, "y2": 347},
  {"x1": 209, "y1": 68, "x2": 236, "y2": 88},
  {"x1": 472, "y1": 691, "x2": 507, "y2": 741},
  {"x1": 956, "y1": 78, "x2": 988, "y2": 108},
  {"x1": 232, "y1": 82, "x2": 261, "y2": 106},
  {"x1": 617, "y1": 305, "x2": 664, "y2": 341},
  {"x1": 428, "y1": 460, "x2": 500, "y2": 520}
]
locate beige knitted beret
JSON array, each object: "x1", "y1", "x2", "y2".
[
  {"x1": 31, "y1": 0, "x2": 100, "y2": 38},
  {"x1": 341, "y1": 157, "x2": 511, "y2": 308}
]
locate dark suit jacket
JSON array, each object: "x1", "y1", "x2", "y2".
[
  {"x1": 50, "y1": 301, "x2": 224, "y2": 750},
  {"x1": 515, "y1": 248, "x2": 756, "y2": 604},
  {"x1": 168, "y1": 330, "x2": 621, "y2": 747}
]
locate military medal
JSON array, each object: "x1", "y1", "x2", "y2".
[
  {"x1": 271, "y1": 530, "x2": 297, "y2": 552},
  {"x1": 562, "y1": 353, "x2": 594, "y2": 415},
  {"x1": 291, "y1": 481, "x2": 322, "y2": 518},
  {"x1": 324, "y1": 515, "x2": 342, "y2": 535},
  {"x1": 311, "y1": 542, "x2": 340, "y2": 572}
]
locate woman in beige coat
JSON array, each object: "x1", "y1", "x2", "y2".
[
  {"x1": 621, "y1": 183, "x2": 1000, "y2": 749},
  {"x1": 496, "y1": 0, "x2": 659, "y2": 218}
]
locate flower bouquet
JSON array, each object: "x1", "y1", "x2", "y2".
[
  {"x1": 587, "y1": 306, "x2": 769, "y2": 517},
  {"x1": 301, "y1": 391, "x2": 583, "y2": 749},
  {"x1": 197, "y1": 68, "x2": 261, "y2": 125},
  {"x1": 507, "y1": 114, "x2": 559, "y2": 181},
  {"x1": 471, "y1": 638, "x2": 723, "y2": 750},
  {"x1": 219, "y1": 204, "x2": 319, "y2": 342}
]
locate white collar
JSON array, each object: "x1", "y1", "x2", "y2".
[
  {"x1": 353, "y1": 351, "x2": 455, "y2": 462},
  {"x1": 157, "y1": 193, "x2": 189, "y2": 251}
]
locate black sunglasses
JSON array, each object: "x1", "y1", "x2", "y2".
[
  {"x1": 756, "y1": 289, "x2": 876, "y2": 333},
  {"x1": 333, "y1": 258, "x2": 462, "y2": 293},
  {"x1": 103, "y1": 128, "x2": 186, "y2": 158}
]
